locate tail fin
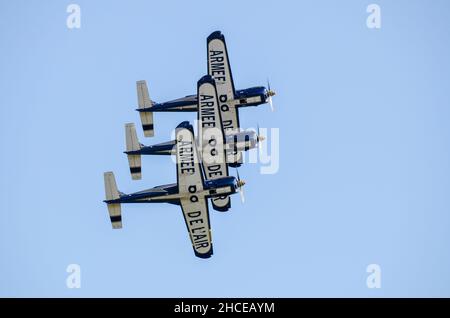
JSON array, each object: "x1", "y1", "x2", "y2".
[
  {"x1": 125, "y1": 123, "x2": 142, "y2": 180},
  {"x1": 136, "y1": 80, "x2": 154, "y2": 137},
  {"x1": 104, "y1": 172, "x2": 122, "y2": 229}
]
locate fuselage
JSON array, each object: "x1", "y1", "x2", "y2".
[
  {"x1": 137, "y1": 86, "x2": 269, "y2": 113},
  {"x1": 105, "y1": 176, "x2": 239, "y2": 206},
  {"x1": 126, "y1": 130, "x2": 259, "y2": 157}
]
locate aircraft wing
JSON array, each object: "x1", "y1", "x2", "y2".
[
  {"x1": 197, "y1": 75, "x2": 230, "y2": 211},
  {"x1": 207, "y1": 31, "x2": 235, "y2": 102},
  {"x1": 176, "y1": 121, "x2": 213, "y2": 258},
  {"x1": 207, "y1": 31, "x2": 242, "y2": 165}
]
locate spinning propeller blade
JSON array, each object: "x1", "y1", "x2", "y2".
[
  {"x1": 256, "y1": 123, "x2": 265, "y2": 145},
  {"x1": 236, "y1": 169, "x2": 246, "y2": 204},
  {"x1": 267, "y1": 80, "x2": 275, "y2": 112}
]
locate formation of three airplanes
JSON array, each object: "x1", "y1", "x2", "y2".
[{"x1": 103, "y1": 31, "x2": 276, "y2": 258}]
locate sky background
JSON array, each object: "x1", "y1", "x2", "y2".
[{"x1": 1, "y1": 0, "x2": 450, "y2": 297}]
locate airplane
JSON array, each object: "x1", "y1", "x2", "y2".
[
  {"x1": 135, "y1": 30, "x2": 275, "y2": 164},
  {"x1": 103, "y1": 121, "x2": 245, "y2": 258},
  {"x1": 125, "y1": 75, "x2": 263, "y2": 211}
]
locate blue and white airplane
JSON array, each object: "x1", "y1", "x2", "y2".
[
  {"x1": 135, "y1": 31, "x2": 275, "y2": 152},
  {"x1": 124, "y1": 75, "x2": 262, "y2": 211},
  {"x1": 103, "y1": 121, "x2": 245, "y2": 258}
]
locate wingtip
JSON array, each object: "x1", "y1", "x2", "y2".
[
  {"x1": 176, "y1": 121, "x2": 193, "y2": 130},
  {"x1": 194, "y1": 246, "x2": 214, "y2": 259},
  {"x1": 207, "y1": 30, "x2": 224, "y2": 42},
  {"x1": 198, "y1": 74, "x2": 215, "y2": 87}
]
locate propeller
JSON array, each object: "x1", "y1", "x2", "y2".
[
  {"x1": 266, "y1": 80, "x2": 276, "y2": 112},
  {"x1": 256, "y1": 123, "x2": 265, "y2": 145},
  {"x1": 236, "y1": 169, "x2": 246, "y2": 203}
]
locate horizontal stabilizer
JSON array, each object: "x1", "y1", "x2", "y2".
[
  {"x1": 104, "y1": 171, "x2": 122, "y2": 229},
  {"x1": 137, "y1": 80, "x2": 154, "y2": 137},
  {"x1": 125, "y1": 123, "x2": 142, "y2": 180}
]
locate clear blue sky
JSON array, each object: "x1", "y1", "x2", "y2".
[{"x1": 1, "y1": 0, "x2": 450, "y2": 297}]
